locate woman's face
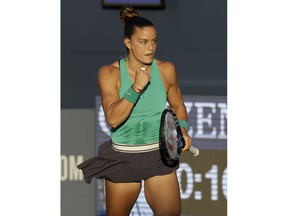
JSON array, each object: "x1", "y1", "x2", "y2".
[{"x1": 125, "y1": 26, "x2": 157, "y2": 65}]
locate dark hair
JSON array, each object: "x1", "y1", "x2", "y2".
[{"x1": 119, "y1": 6, "x2": 154, "y2": 39}]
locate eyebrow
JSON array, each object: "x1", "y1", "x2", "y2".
[{"x1": 139, "y1": 37, "x2": 158, "y2": 41}]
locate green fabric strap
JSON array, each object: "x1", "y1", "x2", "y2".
[
  {"x1": 123, "y1": 85, "x2": 140, "y2": 104},
  {"x1": 178, "y1": 119, "x2": 188, "y2": 131}
]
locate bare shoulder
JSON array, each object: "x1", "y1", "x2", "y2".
[
  {"x1": 156, "y1": 59, "x2": 176, "y2": 73},
  {"x1": 98, "y1": 61, "x2": 120, "y2": 89},
  {"x1": 98, "y1": 61, "x2": 119, "y2": 77},
  {"x1": 156, "y1": 59, "x2": 177, "y2": 86}
]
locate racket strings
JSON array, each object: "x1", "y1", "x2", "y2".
[{"x1": 164, "y1": 114, "x2": 179, "y2": 158}]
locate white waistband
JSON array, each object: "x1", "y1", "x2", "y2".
[{"x1": 112, "y1": 142, "x2": 159, "y2": 153}]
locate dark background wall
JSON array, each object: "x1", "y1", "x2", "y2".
[{"x1": 61, "y1": 0, "x2": 227, "y2": 108}]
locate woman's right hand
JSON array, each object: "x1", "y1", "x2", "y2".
[{"x1": 133, "y1": 66, "x2": 151, "y2": 91}]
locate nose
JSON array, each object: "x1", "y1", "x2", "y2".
[{"x1": 148, "y1": 42, "x2": 155, "y2": 51}]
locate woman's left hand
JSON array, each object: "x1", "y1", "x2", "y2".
[{"x1": 181, "y1": 129, "x2": 192, "y2": 152}]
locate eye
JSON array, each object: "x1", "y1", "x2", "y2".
[
  {"x1": 152, "y1": 39, "x2": 157, "y2": 44},
  {"x1": 140, "y1": 40, "x2": 147, "y2": 45}
]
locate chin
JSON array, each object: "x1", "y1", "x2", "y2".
[
  {"x1": 144, "y1": 61, "x2": 153, "y2": 66},
  {"x1": 143, "y1": 58, "x2": 154, "y2": 65}
]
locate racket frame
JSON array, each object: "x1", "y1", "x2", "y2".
[{"x1": 159, "y1": 109, "x2": 185, "y2": 166}]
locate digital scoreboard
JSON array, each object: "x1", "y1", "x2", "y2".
[{"x1": 95, "y1": 95, "x2": 227, "y2": 216}]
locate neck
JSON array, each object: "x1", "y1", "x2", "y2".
[
  {"x1": 125, "y1": 58, "x2": 152, "y2": 73},
  {"x1": 126, "y1": 60, "x2": 141, "y2": 73}
]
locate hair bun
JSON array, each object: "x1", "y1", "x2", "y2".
[{"x1": 119, "y1": 6, "x2": 139, "y2": 24}]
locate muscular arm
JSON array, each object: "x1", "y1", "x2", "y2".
[
  {"x1": 159, "y1": 61, "x2": 192, "y2": 151},
  {"x1": 159, "y1": 61, "x2": 187, "y2": 120},
  {"x1": 98, "y1": 65, "x2": 134, "y2": 128}
]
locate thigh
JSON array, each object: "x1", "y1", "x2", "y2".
[
  {"x1": 105, "y1": 179, "x2": 142, "y2": 216},
  {"x1": 144, "y1": 171, "x2": 181, "y2": 216}
]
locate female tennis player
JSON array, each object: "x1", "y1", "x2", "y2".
[{"x1": 78, "y1": 6, "x2": 192, "y2": 216}]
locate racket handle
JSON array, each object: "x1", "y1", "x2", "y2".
[{"x1": 189, "y1": 146, "x2": 199, "y2": 156}]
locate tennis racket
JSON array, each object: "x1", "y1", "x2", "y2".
[{"x1": 159, "y1": 109, "x2": 199, "y2": 166}]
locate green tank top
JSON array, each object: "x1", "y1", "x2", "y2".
[{"x1": 110, "y1": 58, "x2": 167, "y2": 145}]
